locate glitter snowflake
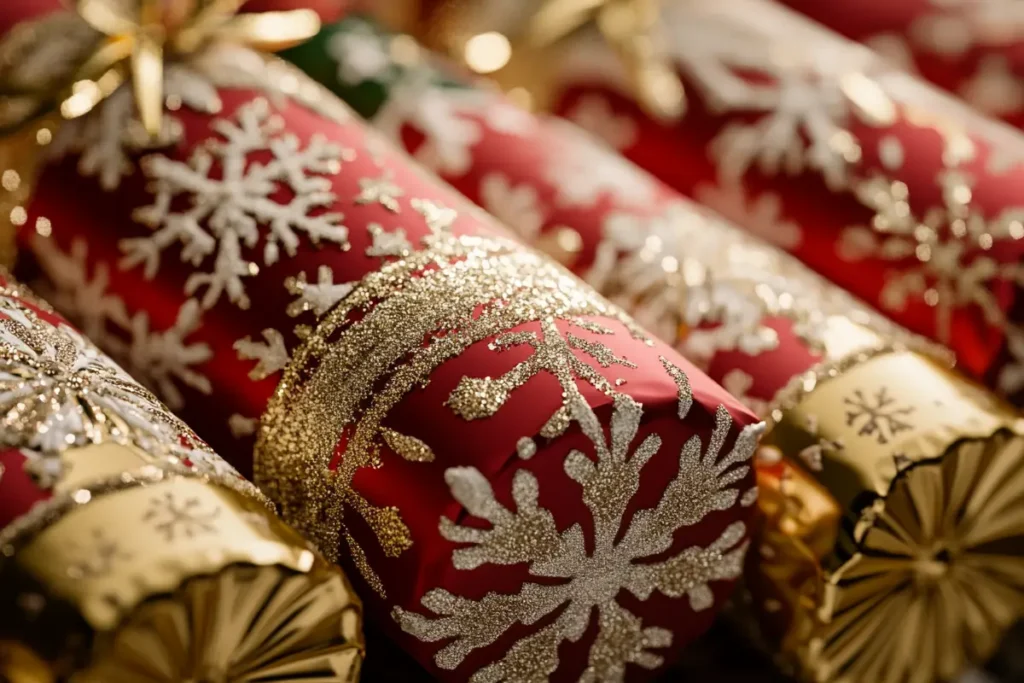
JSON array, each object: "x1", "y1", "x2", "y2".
[
  {"x1": 123, "y1": 98, "x2": 349, "y2": 310},
  {"x1": 838, "y1": 170, "x2": 1024, "y2": 341},
  {"x1": 447, "y1": 317, "x2": 638, "y2": 437},
  {"x1": 0, "y1": 294, "x2": 223, "y2": 485},
  {"x1": 31, "y1": 236, "x2": 212, "y2": 411},
  {"x1": 395, "y1": 389, "x2": 763, "y2": 682}
]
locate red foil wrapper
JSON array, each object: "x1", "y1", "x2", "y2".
[
  {"x1": 3, "y1": 7, "x2": 764, "y2": 681},
  {"x1": 300, "y1": 21, "x2": 1024, "y2": 682},
  {"x1": 778, "y1": 0, "x2": 1024, "y2": 130},
  {"x1": 498, "y1": 0, "x2": 1024, "y2": 406}
]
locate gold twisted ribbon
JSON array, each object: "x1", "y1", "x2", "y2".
[{"x1": 1, "y1": 0, "x2": 321, "y2": 137}]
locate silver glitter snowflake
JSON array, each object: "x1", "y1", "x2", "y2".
[{"x1": 395, "y1": 385, "x2": 763, "y2": 682}]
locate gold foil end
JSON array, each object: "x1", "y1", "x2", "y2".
[
  {"x1": 2, "y1": 448, "x2": 364, "y2": 681},
  {"x1": 752, "y1": 344, "x2": 1024, "y2": 683}
]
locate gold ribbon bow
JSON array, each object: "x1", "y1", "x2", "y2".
[
  {"x1": 1, "y1": 0, "x2": 321, "y2": 138},
  {"x1": 415, "y1": 0, "x2": 684, "y2": 122},
  {"x1": 525, "y1": 0, "x2": 684, "y2": 121}
]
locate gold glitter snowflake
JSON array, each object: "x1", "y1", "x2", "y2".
[
  {"x1": 394, "y1": 383, "x2": 763, "y2": 682},
  {"x1": 257, "y1": 210, "x2": 654, "y2": 597},
  {"x1": 448, "y1": 317, "x2": 637, "y2": 437}
]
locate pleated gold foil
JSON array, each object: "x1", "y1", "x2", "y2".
[{"x1": 748, "y1": 318, "x2": 1024, "y2": 683}]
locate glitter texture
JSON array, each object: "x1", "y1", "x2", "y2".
[
  {"x1": 0, "y1": 284, "x2": 240, "y2": 488},
  {"x1": 393, "y1": 385, "x2": 762, "y2": 681},
  {"x1": 256, "y1": 221, "x2": 648, "y2": 593}
]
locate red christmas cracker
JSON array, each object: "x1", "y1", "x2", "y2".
[
  {"x1": 294, "y1": 18, "x2": 1024, "y2": 682},
  {"x1": 0, "y1": 270, "x2": 363, "y2": 681},
  {"x1": 778, "y1": 0, "x2": 1024, "y2": 130},
  {"x1": 447, "y1": 0, "x2": 1024, "y2": 406},
  {"x1": 1, "y1": 4, "x2": 764, "y2": 682}
]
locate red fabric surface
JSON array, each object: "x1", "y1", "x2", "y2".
[
  {"x1": 780, "y1": 0, "x2": 1024, "y2": 130},
  {"x1": 540, "y1": 0, "x2": 1024, "y2": 403},
  {"x1": 370, "y1": 92, "x2": 827, "y2": 407}
]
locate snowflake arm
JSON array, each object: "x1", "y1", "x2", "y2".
[
  {"x1": 441, "y1": 467, "x2": 562, "y2": 570},
  {"x1": 393, "y1": 583, "x2": 568, "y2": 673},
  {"x1": 626, "y1": 521, "x2": 749, "y2": 611},
  {"x1": 285, "y1": 266, "x2": 355, "y2": 317},
  {"x1": 580, "y1": 603, "x2": 674, "y2": 683},
  {"x1": 564, "y1": 394, "x2": 660, "y2": 541},
  {"x1": 124, "y1": 300, "x2": 212, "y2": 410},
  {"x1": 234, "y1": 329, "x2": 290, "y2": 380},
  {"x1": 621, "y1": 406, "x2": 762, "y2": 558},
  {"x1": 447, "y1": 319, "x2": 634, "y2": 437}
]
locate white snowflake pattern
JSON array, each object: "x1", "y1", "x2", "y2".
[
  {"x1": 122, "y1": 98, "x2": 349, "y2": 310},
  {"x1": 658, "y1": 2, "x2": 886, "y2": 190},
  {"x1": 694, "y1": 181, "x2": 802, "y2": 250},
  {"x1": 563, "y1": 94, "x2": 639, "y2": 150},
  {"x1": 479, "y1": 173, "x2": 545, "y2": 240},
  {"x1": 366, "y1": 223, "x2": 413, "y2": 257},
  {"x1": 30, "y1": 236, "x2": 213, "y2": 411},
  {"x1": 47, "y1": 43, "x2": 349, "y2": 192},
  {"x1": 588, "y1": 202, "x2": 819, "y2": 365},
  {"x1": 327, "y1": 20, "x2": 397, "y2": 85},
  {"x1": 543, "y1": 119, "x2": 659, "y2": 208},
  {"x1": 0, "y1": 294, "x2": 232, "y2": 485},
  {"x1": 234, "y1": 329, "x2": 291, "y2": 381},
  {"x1": 552, "y1": 1, "x2": 888, "y2": 191},
  {"x1": 372, "y1": 69, "x2": 534, "y2": 177},
  {"x1": 837, "y1": 170, "x2": 1024, "y2": 341},
  {"x1": 395, "y1": 386, "x2": 763, "y2": 682},
  {"x1": 285, "y1": 265, "x2": 355, "y2": 318}
]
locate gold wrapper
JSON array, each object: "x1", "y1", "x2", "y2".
[
  {"x1": 0, "y1": 283, "x2": 365, "y2": 682},
  {"x1": 747, "y1": 318, "x2": 1024, "y2": 683}
]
